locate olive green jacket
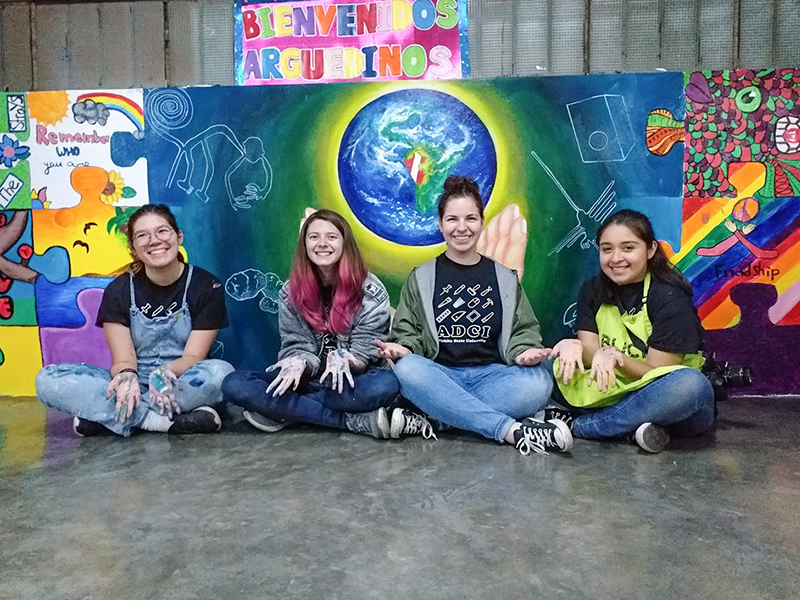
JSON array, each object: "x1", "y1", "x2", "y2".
[{"x1": 391, "y1": 257, "x2": 543, "y2": 364}]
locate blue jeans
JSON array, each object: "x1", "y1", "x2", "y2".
[
  {"x1": 392, "y1": 354, "x2": 553, "y2": 442},
  {"x1": 570, "y1": 368, "x2": 716, "y2": 439},
  {"x1": 221, "y1": 367, "x2": 400, "y2": 430},
  {"x1": 35, "y1": 359, "x2": 235, "y2": 437}
]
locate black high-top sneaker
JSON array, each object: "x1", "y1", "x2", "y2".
[{"x1": 389, "y1": 408, "x2": 437, "y2": 440}]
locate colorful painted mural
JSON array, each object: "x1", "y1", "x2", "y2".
[
  {"x1": 673, "y1": 68, "x2": 800, "y2": 395},
  {"x1": 1, "y1": 69, "x2": 799, "y2": 397}
]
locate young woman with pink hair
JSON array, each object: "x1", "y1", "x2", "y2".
[{"x1": 222, "y1": 210, "x2": 432, "y2": 440}]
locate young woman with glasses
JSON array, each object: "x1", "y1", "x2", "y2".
[{"x1": 36, "y1": 204, "x2": 234, "y2": 437}]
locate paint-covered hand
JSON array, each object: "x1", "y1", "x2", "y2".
[
  {"x1": 149, "y1": 365, "x2": 180, "y2": 418},
  {"x1": 515, "y1": 347, "x2": 550, "y2": 366},
  {"x1": 550, "y1": 339, "x2": 585, "y2": 384},
  {"x1": 107, "y1": 371, "x2": 141, "y2": 423},
  {"x1": 376, "y1": 340, "x2": 411, "y2": 360},
  {"x1": 319, "y1": 349, "x2": 357, "y2": 394},
  {"x1": 588, "y1": 346, "x2": 624, "y2": 393},
  {"x1": 265, "y1": 356, "x2": 307, "y2": 397},
  {"x1": 477, "y1": 204, "x2": 528, "y2": 278}
]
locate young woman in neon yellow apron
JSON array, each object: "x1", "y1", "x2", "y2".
[{"x1": 545, "y1": 210, "x2": 716, "y2": 453}]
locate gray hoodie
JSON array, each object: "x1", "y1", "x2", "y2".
[{"x1": 277, "y1": 272, "x2": 391, "y2": 376}]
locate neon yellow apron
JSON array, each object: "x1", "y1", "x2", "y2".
[{"x1": 555, "y1": 273, "x2": 705, "y2": 408}]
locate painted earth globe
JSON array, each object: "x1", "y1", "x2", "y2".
[{"x1": 338, "y1": 89, "x2": 497, "y2": 246}]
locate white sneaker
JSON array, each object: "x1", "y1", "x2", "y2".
[{"x1": 634, "y1": 423, "x2": 670, "y2": 453}]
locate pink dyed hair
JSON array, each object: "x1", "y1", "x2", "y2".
[{"x1": 288, "y1": 210, "x2": 367, "y2": 334}]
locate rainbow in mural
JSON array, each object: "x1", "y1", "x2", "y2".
[{"x1": 75, "y1": 92, "x2": 145, "y2": 132}]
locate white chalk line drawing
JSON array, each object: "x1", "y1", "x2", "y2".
[
  {"x1": 530, "y1": 149, "x2": 617, "y2": 256},
  {"x1": 563, "y1": 302, "x2": 578, "y2": 334},
  {"x1": 145, "y1": 89, "x2": 273, "y2": 211},
  {"x1": 566, "y1": 94, "x2": 635, "y2": 163},
  {"x1": 225, "y1": 268, "x2": 284, "y2": 313},
  {"x1": 210, "y1": 340, "x2": 225, "y2": 359}
]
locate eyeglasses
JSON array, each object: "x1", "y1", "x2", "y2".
[{"x1": 133, "y1": 226, "x2": 175, "y2": 247}]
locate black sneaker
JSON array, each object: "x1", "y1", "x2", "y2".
[
  {"x1": 514, "y1": 419, "x2": 573, "y2": 455},
  {"x1": 242, "y1": 410, "x2": 293, "y2": 433},
  {"x1": 389, "y1": 408, "x2": 437, "y2": 440},
  {"x1": 168, "y1": 406, "x2": 222, "y2": 434},
  {"x1": 73, "y1": 417, "x2": 113, "y2": 437},
  {"x1": 634, "y1": 423, "x2": 670, "y2": 453},
  {"x1": 531, "y1": 406, "x2": 575, "y2": 431},
  {"x1": 344, "y1": 407, "x2": 389, "y2": 439}
]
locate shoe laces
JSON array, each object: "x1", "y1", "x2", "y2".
[
  {"x1": 521, "y1": 424, "x2": 560, "y2": 454},
  {"x1": 404, "y1": 412, "x2": 438, "y2": 440},
  {"x1": 345, "y1": 413, "x2": 371, "y2": 434},
  {"x1": 549, "y1": 408, "x2": 573, "y2": 428},
  {"x1": 515, "y1": 434, "x2": 546, "y2": 456}
]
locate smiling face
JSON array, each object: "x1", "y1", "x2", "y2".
[
  {"x1": 131, "y1": 213, "x2": 183, "y2": 271},
  {"x1": 305, "y1": 218, "x2": 343, "y2": 277},
  {"x1": 598, "y1": 223, "x2": 657, "y2": 286},
  {"x1": 439, "y1": 195, "x2": 484, "y2": 263}
]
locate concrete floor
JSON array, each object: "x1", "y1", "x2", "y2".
[{"x1": 1, "y1": 396, "x2": 798, "y2": 600}]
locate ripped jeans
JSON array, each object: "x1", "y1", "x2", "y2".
[{"x1": 35, "y1": 359, "x2": 234, "y2": 437}]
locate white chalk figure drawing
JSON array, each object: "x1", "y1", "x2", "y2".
[
  {"x1": 145, "y1": 89, "x2": 273, "y2": 210},
  {"x1": 566, "y1": 94, "x2": 635, "y2": 164},
  {"x1": 210, "y1": 340, "x2": 225, "y2": 359},
  {"x1": 562, "y1": 302, "x2": 578, "y2": 335},
  {"x1": 530, "y1": 149, "x2": 617, "y2": 256},
  {"x1": 225, "y1": 268, "x2": 284, "y2": 313}
]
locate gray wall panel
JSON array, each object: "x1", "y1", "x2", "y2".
[
  {"x1": 0, "y1": 3, "x2": 33, "y2": 90},
  {"x1": 661, "y1": 0, "x2": 699, "y2": 71},
  {"x1": 589, "y1": 0, "x2": 623, "y2": 73},
  {"x1": 66, "y1": 4, "x2": 102, "y2": 88},
  {"x1": 33, "y1": 3, "x2": 70, "y2": 90},
  {"x1": 98, "y1": 2, "x2": 134, "y2": 88},
  {"x1": 131, "y1": 1, "x2": 166, "y2": 87}
]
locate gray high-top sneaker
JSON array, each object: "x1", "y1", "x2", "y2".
[{"x1": 344, "y1": 407, "x2": 390, "y2": 439}]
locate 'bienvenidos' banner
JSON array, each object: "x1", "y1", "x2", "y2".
[{"x1": 234, "y1": 0, "x2": 470, "y2": 85}]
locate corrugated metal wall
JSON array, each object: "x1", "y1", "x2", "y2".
[{"x1": 1, "y1": 0, "x2": 798, "y2": 91}]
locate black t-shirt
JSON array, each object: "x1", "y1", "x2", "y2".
[
  {"x1": 96, "y1": 265, "x2": 228, "y2": 330},
  {"x1": 319, "y1": 285, "x2": 337, "y2": 364},
  {"x1": 576, "y1": 274, "x2": 703, "y2": 354},
  {"x1": 433, "y1": 254, "x2": 503, "y2": 366}
]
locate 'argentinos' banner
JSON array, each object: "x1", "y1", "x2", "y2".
[{"x1": 234, "y1": 0, "x2": 469, "y2": 85}]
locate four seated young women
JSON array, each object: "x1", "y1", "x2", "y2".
[{"x1": 35, "y1": 185, "x2": 716, "y2": 454}]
